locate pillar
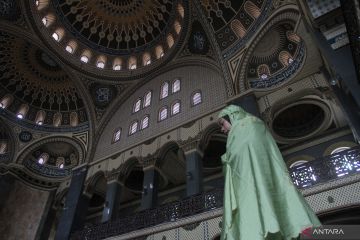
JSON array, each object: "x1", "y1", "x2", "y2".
[
  {"x1": 140, "y1": 166, "x2": 159, "y2": 210},
  {"x1": 101, "y1": 177, "x2": 123, "y2": 222},
  {"x1": 55, "y1": 165, "x2": 88, "y2": 240}
]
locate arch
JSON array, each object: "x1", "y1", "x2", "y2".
[
  {"x1": 236, "y1": 9, "x2": 300, "y2": 93},
  {"x1": 199, "y1": 123, "x2": 222, "y2": 152},
  {"x1": 117, "y1": 157, "x2": 142, "y2": 182},
  {"x1": 84, "y1": 171, "x2": 106, "y2": 196},
  {"x1": 155, "y1": 141, "x2": 180, "y2": 168}
]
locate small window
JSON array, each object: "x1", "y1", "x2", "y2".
[
  {"x1": 141, "y1": 115, "x2": 149, "y2": 129},
  {"x1": 159, "y1": 107, "x2": 168, "y2": 121},
  {"x1": 171, "y1": 101, "x2": 180, "y2": 115},
  {"x1": 113, "y1": 128, "x2": 121, "y2": 143},
  {"x1": 97, "y1": 61, "x2": 105, "y2": 69},
  {"x1": 192, "y1": 91, "x2": 202, "y2": 106},
  {"x1": 133, "y1": 98, "x2": 141, "y2": 113},
  {"x1": 38, "y1": 153, "x2": 49, "y2": 165},
  {"x1": 143, "y1": 91, "x2": 152, "y2": 108},
  {"x1": 160, "y1": 82, "x2": 169, "y2": 99},
  {"x1": 172, "y1": 79, "x2": 180, "y2": 93},
  {"x1": 129, "y1": 121, "x2": 138, "y2": 135}
]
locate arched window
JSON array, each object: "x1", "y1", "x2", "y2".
[
  {"x1": 133, "y1": 98, "x2": 141, "y2": 113},
  {"x1": 17, "y1": 104, "x2": 29, "y2": 119},
  {"x1": 113, "y1": 58, "x2": 122, "y2": 70},
  {"x1": 244, "y1": 1, "x2": 261, "y2": 19},
  {"x1": 159, "y1": 107, "x2": 168, "y2": 121},
  {"x1": 167, "y1": 34, "x2": 174, "y2": 48},
  {"x1": 38, "y1": 153, "x2": 49, "y2": 165},
  {"x1": 129, "y1": 121, "x2": 138, "y2": 135},
  {"x1": 0, "y1": 94, "x2": 13, "y2": 109},
  {"x1": 113, "y1": 128, "x2": 121, "y2": 143},
  {"x1": 257, "y1": 64, "x2": 270, "y2": 79},
  {"x1": 160, "y1": 82, "x2": 169, "y2": 99},
  {"x1": 172, "y1": 79, "x2": 180, "y2": 93},
  {"x1": 128, "y1": 56, "x2": 137, "y2": 70},
  {"x1": 70, "y1": 112, "x2": 79, "y2": 127},
  {"x1": 171, "y1": 101, "x2": 181, "y2": 115},
  {"x1": 143, "y1": 91, "x2": 152, "y2": 108},
  {"x1": 52, "y1": 28, "x2": 64, "y2": 42},
  {"x1": 80, "y1": 49, "x2": 91, "y2": 63},
  {"x1": 231, "y1": 19, "x2": 246, "y2": 38},
  {"x1": 143, "y1": 53, "x2": 151, "y2": 66},
  {"x1": 56, "y1": 157, "x2": 65, "y2": 169},
  {"x1": 191, "y1": 91, "x2": 202, "y2": 106},
  {"x1": 96, "y1": 55, "x2": 106, "y2": 69},
  {"x1": 279, "y1": 51, "x2": 293, "y2": 67},
  {"x1": 141, "y1": 115, "x2": 149, "y2": 129},
  {"x1": 53, "y1": 112, "x2": 62, "y2": 127},
  {"x1": 35, "y1": 110, "x2": 46, "y2": 125},
  {"x1": 0, "y1": 142, "x2": 7, "y2": 154},
  {"x1": 65, "y1": 40, "x2": 77, "y2": 54},
  {"x1": 155, "y1": 45, "x2": 164, "y2": 59}
]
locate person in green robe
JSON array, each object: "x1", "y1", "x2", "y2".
[{"x1": 218, "y1": 105, "x2": 321, "y2": 240}]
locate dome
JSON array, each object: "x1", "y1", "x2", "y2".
[
  {"x1": 0, "y1": 31, "x2": 88, "y2": 129},
  {"x1": 30, "y1": 0, "x2": 186, "y2": 76}
]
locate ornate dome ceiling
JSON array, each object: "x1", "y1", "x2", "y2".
[
  {"x1": 0, "y1": 30, "x2": 88, "y2": 129},
  {"x1": 30, "y1": 0, "x2": 186, "y2": 75}
]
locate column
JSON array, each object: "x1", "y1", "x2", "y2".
[
  {"x1": 55, "y1": 165, "x2": 88, "y2": 240},
  {"x1": 101, "y1": 177, "x2": 123, "y2": 222},
  {"x1": 140, "y1": 165, "x2": 159, "y2": 210},
  {"x1": 180, "y1": 140, "x2": 204, "y2": 197},
  {"x1": 185, "y1": 149, "x2": 204, "y2": 197}
]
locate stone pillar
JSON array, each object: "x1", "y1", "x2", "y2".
[
  {"x1": 140, "y1": 165, "x2": 159, "y2": 210},
  {"x1": 101, "y1": 174, "x2": 123, "y2": 222},
  {"x1": 180, "y1": 139, "x2": 204, "y2": 197},
  {"x1": 309, "y1": 19, "x2": 360, "y2": 108},
  {"x1": 37, "y1": 190, "x2": 56, "y2": 240},
  {"x1": 55, "y1": 165, "x2": 88, "y2": 240}
]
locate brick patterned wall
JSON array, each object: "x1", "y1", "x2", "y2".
[{"x1": 94, "y1": 65, "x2": 228, "y2": 161}]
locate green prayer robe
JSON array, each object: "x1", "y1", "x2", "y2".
[{"x1": 219, "y1": 105, "x2": 321, "y2": 240}]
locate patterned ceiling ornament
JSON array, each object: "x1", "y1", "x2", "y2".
[
  {"x1": 0, "y1": 31, "x2": 89, "y2": 129},
  {"x1": 199, "y1": 0, "x2": 271, "y2": 55},
  {"x1": 0, "y1": 0, "x2": 20, "y2": 21},
  {"x1": 188, "y1": 21, "x2": 209, "y2": 54},
  {"x1": 236, "y1": 10, "x2": 304, "y2": 92},
  {"x1": 29, "y1": 0, "x2": 187, "y2": 75}
]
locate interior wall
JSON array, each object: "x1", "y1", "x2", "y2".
[{"x1": 0, "y1": 180, "x2": 50, "y2": 240}]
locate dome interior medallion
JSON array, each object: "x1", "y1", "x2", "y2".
[
  {"x1": 31, "y1": 0, "x2": 186, "y2": 74},
  {"x1": 0, "y1": 31, "x2": 88, "y2": 129}
]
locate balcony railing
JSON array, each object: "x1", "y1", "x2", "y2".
[{"x1": 72, "y1": 146, "x2": 360, "y2": 240}]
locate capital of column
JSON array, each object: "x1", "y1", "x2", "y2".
[{"x1": 178, "y1": 136, "x2": 204, "y2": 157}]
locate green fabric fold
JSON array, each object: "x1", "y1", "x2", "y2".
[{"x1": 218, "y1": 105, "x2": 321, "y2": 240}]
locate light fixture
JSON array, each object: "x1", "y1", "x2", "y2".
[
  {"x1": 52, "y1": 32, "x2": 60, "y2": 41},
  {"x1": 113, "y1": 64, "x2": 121, "y2": 70},
  {"x1": 0, "y1": 103, "x2": 3, "y2": 108},
  {"x1": 37, "y1": 121, "x2": 43, "y2": 125},
  {"x1": 59, "y1": 163, "x2": 64, "y2": 169},
  {"x1": 17, "y1": 114, "x2": 24, "y2": 119},
  {"x1": 97, "y1": 61, "x2": 105, "y2": 69}
]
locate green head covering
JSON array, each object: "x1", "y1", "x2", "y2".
[{"x1": 218, "y1": 105, "x2": 249, "y2": 124}]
